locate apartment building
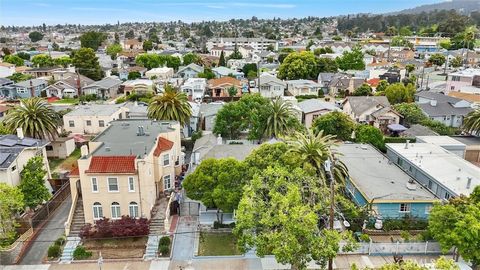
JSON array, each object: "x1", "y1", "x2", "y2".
[{"x1": 63, "y1": 104, "x2": 125, "y2": 134}]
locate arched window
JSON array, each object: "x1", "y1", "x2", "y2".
[
  {"x1": 93, "y1": 202, "x2": 103, "y2": 220},
  {"x1": 129, "y1": 202, "x2": 139, "y2": 218},
  {"x1": 111, "y1": 202, "x2": 121, "y2": 219}
]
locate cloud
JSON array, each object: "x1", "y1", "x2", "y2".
[{"x1": 232, "y1": 3, "x2": 296, "y2": 8}]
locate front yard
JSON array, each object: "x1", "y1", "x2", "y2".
[
  {"x1": 198, "y1": 232, "x2": 241, "y2": 256},
  {"x1": 77, "y1": 237, "x2": 148, "y2": 260},
  {"x1": 49, "y1": 148, "x2": 81, "y2": 172}
]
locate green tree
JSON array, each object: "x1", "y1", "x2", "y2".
[
  {"x1": 54, "y1": 56, "x2": 72, "y2": 68},
  {"x1": 28, "y1": 31, "x2": 44, "y2": 42},
  {"x1": 182, "y1": 53, "x2": 202, "y2": 65},
  {"x1": 437, "y1": 12, "x2": 470, "y2": 36},
  {"x1": 235, "y1": 166, "x2": 355, "y2": 270},
  {"x1": 393, "y1": 103, "x2": 427, "y2": 126},
  {"x1": 376, "y1": 80, "x2": 390, "y2": 93},
  {"x1": 385, "y1": 26, "x2": 397, "y2": 36},
  {"x1": 128, "y1": 71, "x2": 141, "y2": 80},
  {"x1": 390, "y1": 36, "x2": 414, "y2": 49},
  {"x1": 428, "y1": 53, "x2": 446, "y2": 66},
  {"x1": 16, "y1": 52, "x2": 31, "y2": 61},
  {"x1": 0, "y1": 122, "x2": 10, "y2": 135},
  {"x1": 439, "y1": 39, "x2": 451, "y2": 50},
  {"x1": 336, "y1": 46, "x2": 365, "y2": 71},
  {"x1": 385, "y1": 83, "x2": 415, "y2": 104},
  {"x1": 0, "y1": 183, "x2": 24, "y2": 246},
  {"x1": 19, "y1": 156, "x2": 51, "y2": 209},
  {"x1": 462, "y1": 109, "x2": 480, "y2": 135},
  {"x1": 147, "y1": 85, "x2": 192, "y2": 125},
  {"x1": 398, "y1": 26, "x2": 413, "y2": 36},
  {"x1": 3, "y1": 55, "x2": 24, "y2": 66},
  {"x1": 32, "y1": 54, "x2": 54, "y2": 67},
  {"x1": 229, "y1": 44, "x2": 243, "y2": 60},
  {"x1": 218, "y1": 50, "x2": 226, "y2": 66},
  {"x1": 317, "y1": 57, "x2": 338, "y2": 73},
  {"x1": 80, "y1": 31, "x2": 107, "y2": 51},
  {"x1": 450, "y1": 55, "x2": 463, "y2": 68},
  {"x1": 242, "y1": 63, "x2": 257, "y2": 78},
  {"x1": 243, "y1": 142, "x2": 301, "y2": 178},
  {"x1": 312, "y1": 111, "x2": 355, "y2": 141},
  {"x1": 405, "y1": 64, "x2": 415, "y2": 75},
  {"x1": 142, "y1": 40, "x2": 153, "y2": 51},
  {"x1": 278, "y1": 48, "x2": 295, "y2": 63},
  {"x1": 72, "y1": 48, "x2": 103, "y2": 81},
  {"x1": 197, "y1": 67, "x2": 215, "y2": 80},
  {"x1": 135, "y1": 54, "x2": 181, "y2": 70},
  {"x1": 278, "y1": 51, "x2": 319, "y2": 80},
  {"x1": 106, "y1": 43, "x2": 122, "y2": 60},
  {"x1": 353, "y1": 83, "x2": 372, "y2": 96},
  {"x1": 429, "y1": 187, "x2": 480, "y2": 270},
  {"x1": 264, "y1": 97, "x2": 299, "y2": 138},
  {"x1": 227, "y1": 86, "x2": 237, "y2": 101},
  {"x1": 125, "y1": 30, "x2": 135, "y2": 39},
  {"x1": 355, "y1": 124, "x2": 385, "y2": 151},
  {"x1": 7, "y1": 73, "x2": 33, "y2": 83},
  {"x1": 4, "y1": 98, "x2": 60, "y2": 140}
]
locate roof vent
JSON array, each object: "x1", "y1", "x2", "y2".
[
  {"x1": 406, "y1": 179, "x2": 417, "y2": 190},
  {"x1": 360, "y1": 145, "x2": 368, "y2": 150},
  {"x1": 405, "y1": 140, "x2": 410, "y2": 149},
  {"x1": 467, "y1": 177, "x2": 472, "y2": 189},
  {"x1": 105, "y1": 146, "x2": 111, "y2": 152}
]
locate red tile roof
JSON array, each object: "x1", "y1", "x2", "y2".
[
  {"x1": 86, "y1": 156, "x2": 136, "y2": 174},
  {"x1": 367, "y1": 78, "x2": 381, "y2": 87},
  {"x1": 153, "y1": 137, "x2": 174, "y2": 157},
  {"x1": 69, "y1": 167, "x2": 79, "y2": 177}
]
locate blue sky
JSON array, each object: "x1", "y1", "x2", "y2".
[{"x1": 1, "y1": 0, "x2": 444, "y2": 26}]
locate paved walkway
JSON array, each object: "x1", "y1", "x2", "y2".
[
  {"x1": 19, "y1": 197, "x2": 72, "y2": 265},
  {"x1": 171, "y1": 216, "x2": 198, "y2": 261}
]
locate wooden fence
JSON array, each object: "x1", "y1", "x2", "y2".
[{"x1": 30, "y1": 181, "x2": 71, "y2": 229}]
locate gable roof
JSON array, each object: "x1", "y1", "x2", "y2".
[
  {"x1": 14, "y1": 79, "x2": 46, "y2": 88},
  {"x1": 212, "y1": 66, "x2": 242, "y2": 76},
  {"x1": 418, "y1": 102, "x2": 473, "y2": 117},
  {"x1": 84, "y1": 77, "x2": 122, "y2": 89},
  {"x1": 85, "y1": 156, "x2": 136, "y2": 174},
  {"x1": 153, "y1": 137, "x2": 174, "y2": 157},
  {"x1": 415, "y1": 91, "x2": 464, "y2": 104},
  {"x1": 346, "y1": 96, "x2": 391, "y2": 116},
  {"x1": 208, "y1": 77, "x2": 242, "y2": 88},
  {"x1": 297, "y1": 99, "x2": 339, "y2": 114},
  {"x1": 177, "y1": 63, "x2": 204, "y2": 74},
  {"x1": 259, "y1": 73, "x2": 286, "y2": 87}
]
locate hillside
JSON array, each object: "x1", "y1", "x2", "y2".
[{"x1": 390, "y1": 0, "x2": 480, "y2": 15}]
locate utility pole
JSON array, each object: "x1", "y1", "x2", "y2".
[
  {"x1": 76, "y1": 68, "x2": 82, "y2": 97},
  {"x1": 324, "y1": 158, "x2": 335, "y2": 270}
]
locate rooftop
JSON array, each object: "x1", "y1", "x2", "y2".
[
  {"x1": 14, "y1": 79, "x2": 46, "y2": 88},
  {"x1": 297, "y1": 99, "x2": 339, "y2": 114},
  {"x1": 418, "y1": 102, "x2": 473, "y2": 117},
  {"x1": 338, "y1": 143, "x2": 436, "y2": 201},
  {"x1": 416, "y1": 136, "x2": 466, "y2": 148},
  {"x1": 387, "y1": 142, "x2": 480, "y2": 197},
  {"x1": 449, "y1": 68, "x2": 480, "y2": 78},
  {"x1": 193, "y1": 133, "x2": 259, "y2": 161},
  {"x1": 65, "y1": 104, "x2": 123, "y2": 117},
  {"x1": 91, "y1": 119, "x2": 178, "y2": 157}
]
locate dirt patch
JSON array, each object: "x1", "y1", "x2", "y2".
[{"x1": 82, "y1": 237, "x2": 147, "y2": 259}]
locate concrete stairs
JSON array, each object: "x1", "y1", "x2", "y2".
[
  {"x1": 68, "y1": 197, "x2": 85, "y2": 237},
  {"x1": 59, "y1": 236, "x2": 81, "y2": 263},
  {"x1": 144, "y1": 235, "x2": 160, "y2": 260},
  {"x1": 144, "y1": 197, "x2": 169, "y2": 260}
]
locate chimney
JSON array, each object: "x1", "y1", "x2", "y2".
[
  {"x1": 467, "y1": 177, "x2": 472, "y2": 189},
  {"x1": 80, "y1": 145, "x2": 89, "y2": 158},
  {"x1": 137, "y1": 126, "x2": 144, "y2": 136},
  {"x1": 217, "y1": 134, "x2": 222, "y2": 145},
  {"x1": 430, "y1": 100, "x2": 437, "y2": 107},
  {"x1": 16, "y1": 128, "x2": 24, "y2": 139},
  {"x1": 29, "y1": 80, "x2": 35, "y2": 98},
  {"x1": 405, "y1": 140, "x2": 410, "y2": 149}
]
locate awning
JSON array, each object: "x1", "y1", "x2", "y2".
[{"x1": 387, "y1": 123, "x2": 407, "y2": 132}]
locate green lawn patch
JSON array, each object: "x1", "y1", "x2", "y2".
[
  {"x1": 49, "y1": 148, "x2": 81, "y2": 172},
  {"x1": 48, "y1": 158, "x2": 64, "y2": 171},
  {"x1": 52, "y1": 98, "x2": 79, "y2": 105},
  {"x1": 199, "y1": 232, "x2": 241, "y2": 256}
]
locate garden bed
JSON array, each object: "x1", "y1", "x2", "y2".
[
  {"x1": 198, "y1": 232, "x2": 241, "y2": 256},
  {"x1": 81, "y1": 237, "x2": 147, "y2": 260}
]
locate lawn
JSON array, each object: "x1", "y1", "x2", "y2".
[
  {"x1": 49, "y1": 148, "x2": 81, "y2": 172},
  {"x1": 51, "y1": 98, "x2": 79, "y2": 105},
  {"x1": 48, "y1": 158, "x2": 64, "y2": 171},
  {"x1": 82, "y1": 237, "x2": 147, "y2": 259},
  {"x1": 198, "y1": 232, "x2": 241, "y2": 256}
]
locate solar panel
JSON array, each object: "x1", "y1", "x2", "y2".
[
  {"x1": 0, "y1": 139, "x2": 17, "y2": 147},
  {"x1": 0, "y1": 153, "x2": 11, "y2": 165},
  {"x1": 18, "y1": 138, "x2": 38, "y2": 147}
]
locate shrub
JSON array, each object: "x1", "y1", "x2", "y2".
[
  {"x1": 382, "y1": 216, "x2": 428, "y2": 231},
  {"x1": 47, "y1": 244, "x2": 61, "y2": 258},
  {"x1": 54, "y1": 236, "x2": 66, "y2": 246},
  {"x1": 73, "y1": 246, "x2": 92, "y2": 260},
  {"x1": 159, "y1": 236, "x2": 171, "y2": 246},
  {"x1": 80, "y1": 216, "x2": 149, "y2": 239},
  {"x1": 358, "y1": 233, "x2": 370, "y2": 242},
  {"x1": 158, "y1": 244, "x2": 169, "y2": 256},
  {"x1": 384, "y1": 137, "x2": 416, "y2": 144},
  {"x1": 115, "y1": 96, "x2": 127, "y2": 104},
  {"x1": 400, "y1": 230, "x2": 412, "y2": 242}
]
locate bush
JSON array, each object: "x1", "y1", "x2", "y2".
[
  {"x1": 115, "y1": 96, "x2": 127, "y2": 104},
  {"x1": 358, "y1": 233, "x2": 371, "y2": 242},
  {"x1": 213, "y1": 221, "x2": 235, "y2": 229},
  {"x1": 54, "y1": 236, "x2": 66, "y2": 246},
  {"x1": 384, "y1": 137, "x2": 416, "y2": 144},
  {"x1": 159, "y1": 236, "x2": 171, "y2": 246},
  {"x1": 73, "y1": 246, "x2": 92, "y2": 260},
  {"x1": 382, "y1": 216, "x2": 428, "y2": 231},
  {"x1": 295, "y1": 94, "x2": 319, "y2": 101},
  {"x1": 80, "y1": 216, "x2": 149, "y2": 239},
  {"x1": 158, "y1": 244, "x2": 170, "y2": 256},
  {"x1": 400, "y1": 230, "x2": 412, "y2": 242},
  {"x1": 191, "y1": 130, "x2": 202, "y2": 141},
  {"x1": 47, "y1": 244, "x2": 61, "y2": 258}
]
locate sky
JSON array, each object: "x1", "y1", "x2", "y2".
[{"x1": 0, "y1": 0, "x2": 445, "y2": 26}]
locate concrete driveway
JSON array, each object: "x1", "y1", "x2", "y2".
[{"x1": 19, "y1": 197, "x2": 72, "y2": 265}]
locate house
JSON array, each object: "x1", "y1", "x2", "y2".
[
  {"x1": 121, "y1": 79, "x2": 155, "y2": 95},
  {"x1": 145, "y1": 67, "x2": 174, "y2": 80},
  {"x1": 343, "y1": 96, "x2": 401, "y2": 132},
  {"x1": 68, "y1": 119, "x2": 183, "y2": 225},
  {"x1": 286, "y1": 80, "x2": 322, "y2": 96},
  {"x1": 207, "y1": 77, "x2": 242, "y2": 99},
  {"x1": 23, "y1": 67, "x2": 62, "y2": 78},
  {"x1": 118, "y1": 66, "x2": 148, "y2": 81},
  {"x1": 122, "y1": 39, "x2": 143, "y2": 50},
  {"x1": 380, "y1": 48, "x2": 415, "y2": 62},
  {"x1": 401, "y1": 124, "x2": 438, "y2": 137},
  {"x1": 415, "y1": 91, "x2": 473, "y2": 128},
  {"x1": 176, "y1": 63, "x2": 204, "y2": 79},
  {"x1": 210, "y1": 46, "x2": 234, "y2": 58},
  {"x1": 379, "y1": 69, "x2": 401, "y2": 84},
  {"x1": 448, "y1": 91, "x2": 480, "y2": 108},
  {"x1": 12, "y1": 79, "x2": 47, "y2": 98},
  {"x1": 0, "y1": 62, "x2": 16, "y2": 77},
  {"x1": 451, "y1": 136, "x2": 480, "y2": 167},
  {"x1": 42, "y1": 74, "x2": 94, "y2": 98},
  {"x1": 386, "y1": 142, "x2": 480, "y2": 199},
  {"x1": 339, "y1": 143, "x2": 437, "y2": 219},
  {"x1": 185, "y1": 102, "x2": 201, "y2": 137},
  {"x1": 82, "y1": 77, "x2": 122, "y2": 99},
  {"x1": 181, "y1": 78, "x2": 207, "y2": 102},
  {"x1": 212, "y1": 66, "x2": 244, "y2": 80},
  {"x1": 123, "y1": 101, "x2": 148, "y2": 119},
  {"x1": 199, "y1": 102, "x2": 225, "y2": 131},
  {"x1": 416, "y1": 136, "x2": 467, "y2": 159},
  {"x1": 46, "y1": 137, "x2": 76, "y2": 159},
  {"x1": 296, "y1": 99, "x2": 340, "y2": 128},
  {"x1": 206, "y1": 37, "x2": 277, "y2": 52},
  {"x1": 320, "y1": 73, "x2": 364, "y2": 96},
  {"x1": 445, "y1": 68, "x2": 480, "y2": 93},
  {"x1": 63, "y1": 104, "x2": 125, "y2": 134},
  {"x1": 254, "y1": 73, "x2": 286, "y2": 98},
  {"x1": 0, "y1": 105, "x2": 12, "y2": 121},
  {"x1": 0, "y1": 132, "x2": 52, "y2": 187}
]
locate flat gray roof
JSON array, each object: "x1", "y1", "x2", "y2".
[
  {"x1": 91, "y1": 119, "x2": 178, "y2": 157},
  {"x1": 338, "y1": 143, "x2": 436, "y2": 201},
  {"x1": 65, "y1": 104, "x2": 123, "y2": 117}
]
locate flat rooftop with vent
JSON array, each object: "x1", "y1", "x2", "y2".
[{"x1": 386, "y1": 142, "x2": 480, "y2": 199}]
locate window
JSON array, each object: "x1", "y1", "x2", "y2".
[
  {"x1": 46, "y1": 145, "x2": 54, "y2": 151},
  {"x1": 11, "y1": 165, "x2": 16, "y2": 172},
  {"x1": 91, "y1": 177, "x2": 98, "y2": 192},
  {"x1": 163, "y1": 154, "x2": 170, "y2": 166},
  {"x1": 108, "y1": 177, "x2": 119, "y2": 192},
  {"x1": 444, "y1": 193, "x2": 451, "y2": 200},
  {"x1": 93, "y1": 202, "x2": 103, "y2": 220},
  {"x1": 163, "y1": 175, "x2": 171, "y2": 190},
  {"x1": 111, "y1": 202, "x2": 121, "y2": 219},
  {"x1": 428, "y1": 180, "x2": 433, "y2": 190},
  {"x1": 397, "y1": 157, "x2": 403, "y2": 166},
  {"x1": 399, "y1": 203, "x2": 411, "y2": 213},
  {"x1": 128, "y1": 177, "x2": 135, "y2": 192},
  {"x1": 99, "y1": 120, "x2": 105, "y2": 127},
  {"x1": 69, "y1": 120, "x2": 75, "y2": 127},
  {"x1": 129, "y1": 202, "x2": 139, "y2": 218},
  {"x1": 86, "y1": 120, "x2": 92, "y2": 126}
]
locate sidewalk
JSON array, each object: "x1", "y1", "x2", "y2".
[{"x1": 171, "y1": 216, "x2": 198, "y2": 261}]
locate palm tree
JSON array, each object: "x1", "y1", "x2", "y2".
[
  {"x1": 264, "y1": 97, "x2": 296, "y2": 139},
  {"x1": 462, "y1": 109, "x2": 480, "y2": 135},
  {"x1": 4, "y1": 98, "x2": 61, "y2": 140},
  {"x1": 287, "y1": 129, "x2": 348, "y2": 185},
  {"x1": 148, "y1": 85, "x2": 192, "y2": 126}
]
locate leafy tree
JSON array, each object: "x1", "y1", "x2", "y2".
[
  {"x1": 16, "y1": 52, "x2": 31, "y2": 61},
  {"x1": 332, "y1": 35, "x2": 342, "y2": 41},
  {"x1": 235, "y1": 166, "x2": 356, "y2": 270},
  {"x1": 242, "y1": 63, "x2": 257, "y2": 78},
  {"x1": 4, "y1": 98, "x2": 60, "y2": 140},
  {"x1": 429, "y1": 186, "x2": 480, "y2": 270},
  {"x1": 390, "y1": 36, "x2": 414, "y2": 49},
  {"x1": 142, "y1": 40, "x2": 153, "y2": 51},
  {"x1": 4, "y1": 55, "x2": 24, "y2": 66},
  {"x1": 0, "y1": 122, "x2": 10, "y2": 135},
  {"x1": 114, "y1": 32, "x2": 120, "y2": 44},
  {"x1": 306, "y1": 40, "x2": 315, "y2": 51},
  {"x1": 182, "y1": 53, "x2": 202, "y2": 65},
  {"x1": 376, "y1": 80, "x2": 389, "y2": 93},
  {"x1": 353, "y1": 83, "x2": 372, "y2": 96},
  {"x1": 398, "y1": 26, "x2": 413, "y2": 36},
  {"x1": 72, "y1": 48, "x2": 103, "y2": 81},
  {"x1": 243, "y1": 142, "x2": 301, "y2": 178},
  {"x1": 135, "y1": 54, "x2": 181, "y2": 70},
  {"x1": 197, "y1": 67, "x2": 215, "y2": 80},
  {"x1": 183, "y1": 158, "x2": 248, "y2": 214},
  {"x1": 428, "y1": 53, "x2": 446, "y2": 66},
  {"x1": 314, "y1": 47, "x2": 333, "y2": 56},
  {"x1": 229, "y1": 44, "x2": 243, "y2": 60},
  {"x1": 54, "y1": 56, "x2": 72, "y2": 68},
  {"x1": 385, "y1": 83, "x2": 415, "y2": 104},
  {"x1": 218, "y1": 51, "x2": 226, "y2": 67},
  {"x1": 278, "y1": 51, "x2": 319, "y2": 80},
  {"x1": 462, "y1": 109, "x2": 480, "y2": 135},
  {"x1": 355, "y1": 124, "x2": 385, "y2": 151},
  {"x1": 29, "y1": 31, "x2": 44, "y2": 42},
  {"x1": 437, "y1": 12, "x2": 470, "y2": 36},
  {"x1": 278, "y1": 48, "x2": 294, "y2": 63},
  {"x1": 393, "y1": 103, "x2": 427, "y2": 126},
  {"x1": 19, "y1": 156, "x2": 51, "y2": 209},
  {"x1": 438, "y1": 39, "x2": 451, "y2": 50},
  {"x1": 32, "y1": 54, "x2": 54, "y2": 67},
  {"x1": 336, "y1": 46, "x2": 365, "y2": 71},
  {"x1": 450, "y1": 55, "x2": 463, "y2": 68},
  {"x1": 264, "y1": 97, "x2": 299, "y2": 138},
  {"x1": 80, "y1": 31, "x2": 107, "y2": 51},
  {"x1": 7, "y1": 73, "x2": 33, "y2": 83},
  {"x1": 227, "y1": 86, "x2": 237, "y2": 101},
  {"x1": 106, "y1": 43, "x2": 122, "y2": 60},
  {"x1": 0, "y1": 183, "x2": 24, "y2": 245},
  {"x1": 405, "y1": 64, "x2": 415, "y2": 76},
  {"x1": 147, "y1": 85, "x2": 191, "y2": 125},
  {"x1": 312, "y1": 111, "x2": 355, "y2": 141},
  {"x1": 1, "y1": 47, "x2": 11, "y2": 55},
  {"x1": 125, "y1": 30, "x2": 135, "y2": 39},
  {"x1": 385, "y1": 26, "x2": 397, "y2": 36},
  {"x1": 128, "y1": 71, "x2": 141, "y2": 80},
  {"x1": 317, "y1": 57, "x2": 338, "y2": 73}
]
